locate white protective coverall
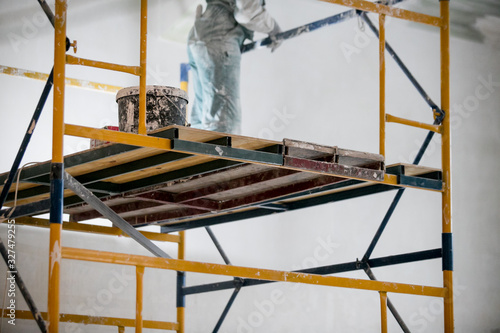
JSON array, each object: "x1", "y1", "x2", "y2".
[{"x1": 187, "y1": 0, "x2": 280, "y2": 134}]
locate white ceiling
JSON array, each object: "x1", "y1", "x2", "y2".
[
  {"x1": 408, "y1": 0, "x2": 500, "y2": 46},
  {"x1": 163, "y1": 0, "x2": 500, "y2": 47},
  {"x1": 1, "y1": 0, "x2": 499, "y2": 47}
]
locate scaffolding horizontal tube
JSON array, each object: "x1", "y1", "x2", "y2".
[
  {"x1": 66, "y1": 55, "x2": 141, "y2": 75},
  {"x1": 10, "y1": 217, "x2": 180, "y2": 243},
  {"x1": 65, "y1": 124, "x2": 172, "y2": 150},
  {"x1": 62, "y1": 247, "x2": 446, "y2": 297},
  {"x1": 319, "y1": 0, "x2": 442, "y2": 27},
  {"x1": 183, "y1": 248, "x2": 442, "y2": 295},
  {"x1": 386, "y1": 114, "x2": 442, "y2": 133},
  {"x1": 0, "y1": 310, "x2": 178, "y2": 330},
  {"x1": 0, "y1": 65, "x2": 122, "y2": 93}
]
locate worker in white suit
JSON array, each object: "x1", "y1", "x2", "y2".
[{"x1": 187, "y1": 0, "x2": 281, "y2": 134}]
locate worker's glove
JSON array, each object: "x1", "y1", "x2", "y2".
[
  {"x1": 268, "y1": 21, "x2": 282, "y2": 53},
  {"x1": 195, "y1": 4, "x2": 203, "y2": 19}
]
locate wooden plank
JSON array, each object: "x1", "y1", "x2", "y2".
[
  {"x1": 0, "y1": 146, "x2": 163, "y2": 195},
  {"x1": 7, "y1": 188, "x2": 77, "y2": 206},
  {"x1": 0, "y1": 125, "x2": 398, "y2": 225},
  {"x1": 397, "y1": 163, "x2": 441, "y2": 177},
  {"x1": 1, "y1": 125, "x2": 278, "y2": 200},
  {"x1": 283, "y1": 139, "x2": 337, "y2": 157},
  {"x1": 69, "y1": 166, "x2": 304, "y2": 222},
  {"x1": 105, "y1": 155, "x2": 216, "y2": 183},
  {"x1": 172, "y1": 125, "x2": 279, "y2": 149},
  {"x1": 337, "y1": 147, "x2": 385, "y2": 163}
]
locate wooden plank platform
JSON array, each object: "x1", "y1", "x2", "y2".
[{"x1": 0, "y1": 125, "x2": 441, "y2": 230}]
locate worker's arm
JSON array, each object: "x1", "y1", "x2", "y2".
[{"x1": 234, "y1": 0, "x2": 279, "y2": 34}]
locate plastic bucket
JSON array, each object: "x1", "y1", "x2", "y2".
[{"x1": 116, "y1": 85, "x2": 188, "y2": 133}]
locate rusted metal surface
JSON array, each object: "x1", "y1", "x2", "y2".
[
  {"x1": 284, "y1": 156, "x2": 385, "y2": 181},
  {"x1": 0, "y1": 126, "x2": 402, "y2": 227}
]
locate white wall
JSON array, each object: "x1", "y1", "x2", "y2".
[{"x1": 0, "y1": 0, "x2": 499, "y2": 332}]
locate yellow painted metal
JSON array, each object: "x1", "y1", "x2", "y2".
[
  {"x1": 62, "y1": 247, "x2": 446, "y2": 298},
  {"x1": 180, "y1": 81, "x2": 189, "y2": 93},
  {"x1": 1, "y1": 65, "x2": 50, "y2": 81},
  {"x1": 1, "y1": 310, "x2": 179, "y2": 330},
  {"x1": 64, "y1": 124, "x2": 172, "y2": 150},
  {"x1": 48, "y1": 223, "x2": 63, "y2": 333},
  {"x1": 136, "y1": 266, "x2": 145, "y2": 333},
  {"x1": 379, "y1": 14, "x2": 386, "y2": 157},
  {"x1": 52, "y1": 1, "x2": 67, "y2": 165},
  {"x1": 12, "y1": 217, "x2": 180, "y2": 243},
  {"x1": 319, "y1": 0, "x2": 442, "y2": 27},
  {"x1": 138, "y1": 0, "x2": 148, "y2": 135},
  {"x1": 379, "y1": 292, "x2": 388, "y2": 333},
  {"x1": 440, "y1": 1, "x2": 454, "y2": 332},
  {"x1": 178, "y1": 231, "x2": 186, "y2": 260},
  {"x1": 0, "y1": 65, "x2": 122, "y2": 93},
  {"x1": 177, "y1": 307, "x2": 185, "y2": 333},
  {"x1": 177, "y1": 231, "x2": 186, "y2": 333},
  {"x1": 440, "y1": 0, "x2": 451, "y2": 237},
  {"x1": 66, "y1": 55, "x2": 141, "y2": 76},
  {"x1": 49, "y1": 1, "x2": 67, "y2": 331},
  {"x1": 386, "y1": 114, "x2": 442, "y2": 133},
  {"x1": 443, "y1": 270, "x2": 454, "y2": 332}
]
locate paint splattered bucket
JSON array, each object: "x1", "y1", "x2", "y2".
[{"x1": 116, "y1": 85, "x2": 188, "y2": 133}]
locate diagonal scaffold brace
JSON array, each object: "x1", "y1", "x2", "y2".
[
  {"x1": 0, "y1": 63, "x2": 54, "y2": 333},
  {"x1": 63, "y1": 172, "x2": 172, "y2": 259},
  {"x1": 204, "y1": 226, "x2": 244, "y2": 333},
  {"x1": 359, "y1": 11, "x2": 444, "y2": 118},
  {"x1": 0, "y1": 2, "x2": 61, "y2": 331}
]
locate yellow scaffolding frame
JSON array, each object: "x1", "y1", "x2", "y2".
[{"x1": 3, "y1": 0, "x2": 452, "y2": 331}]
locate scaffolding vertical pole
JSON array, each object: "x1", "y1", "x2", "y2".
[
  {"x1": 379, "y1": 291, "x2": 388, "y2": 333},
  {"x1": 136, "y1": 265, "x2": 145, "y2": 333},
  {"x1": 177, "y1": 66, "x2": 188, "y2": 332},
  {"x1": 177, "y1": 231, "x2": 186, "y2": 333},
  {"x1": 440, "y1": 0, "x2": 454, "y2": 332},
  {"x1": 379, "y1": 13, "x2": 386, "y2": 157},
  {"x1": 138, "y1": 0, "x2": 148, "y2": 135},
  {"x1": 48, "y1": 1, "x2": 67, "y2": 332}
]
